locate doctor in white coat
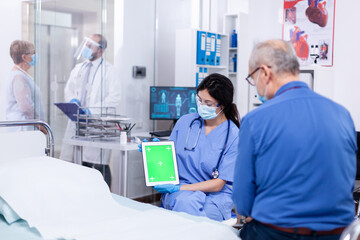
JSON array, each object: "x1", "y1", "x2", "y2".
[{"x1": 60, "y1": 34, "x2": 121, "y2": 188}]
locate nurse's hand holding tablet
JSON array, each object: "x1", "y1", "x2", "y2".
[{"x1": 138, "y1": 138, "x2": 181, "y2": 193}]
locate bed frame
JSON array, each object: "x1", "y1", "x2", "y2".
[{"x1": 0, "y1": 120, "x2": 54, "y2": 157}]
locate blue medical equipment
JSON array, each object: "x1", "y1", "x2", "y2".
[
  {"x1": 233, "y1": 54, "x2": 237, "y2": 72},
  {"x1": 184, "y1": 117, "x2": 230, "y2": 179},
  {"x1": 231, "y1": 29, "x2": 237, "y2": 48}
]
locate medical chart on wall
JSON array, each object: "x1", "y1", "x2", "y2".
[{"x1": 283, "y1": 0, "x2": 336, "y2": 66}]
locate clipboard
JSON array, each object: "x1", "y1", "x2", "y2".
[{"x1": 54, "y1": 103, "x2": 82, "y2": 121}]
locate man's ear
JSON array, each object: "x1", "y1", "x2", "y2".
[
  {"x1": 260, "y1": 65, "x2": 272, "y2": 84},
  {"x1": 97, "y1": 48, "x2": 103, "y2": 58}
]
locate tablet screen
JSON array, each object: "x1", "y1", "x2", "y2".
[{"x1": 142, "y1": 141, "x2": 179, "y2": 186}]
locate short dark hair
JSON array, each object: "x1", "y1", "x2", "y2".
[{"x1": 91, "y1": 34, "x2": 107, "y2": 49}]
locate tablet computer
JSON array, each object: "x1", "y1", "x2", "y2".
[{"x1": 141, "y1": 141, "x2": 179, "y2": 186}]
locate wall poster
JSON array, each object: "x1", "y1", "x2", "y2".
[{"x1": 283, "y1": 0, "x2": 336, "y2": 66}]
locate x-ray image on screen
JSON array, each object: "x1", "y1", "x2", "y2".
[{"x1": 150, "y1": 86, "x2": 197, "y2": 120}]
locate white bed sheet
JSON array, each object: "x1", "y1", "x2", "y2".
[{"x1": 0, "y1": 156, "x2": 239, "y2": 240}]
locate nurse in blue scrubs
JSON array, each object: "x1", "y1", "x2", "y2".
[{"x1": 154, "y1": 73, "x2": 240, "y2": 221}]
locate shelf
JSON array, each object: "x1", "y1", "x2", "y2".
[
  {"x1": 175, "y1": 29, "x2": 230, "y2": 86},
  {"x1": 196, "y1": 64, "x2": 227, "y2": 69},
  {"x1": 192, "y1": 28, "x2": 229, "y2": 37},
  {"x1": 229, "y1": 72, "x2": 237, "y2": 75},
  {"x1": 229, "y1": 47, "x2": 237, "y2": 51}
]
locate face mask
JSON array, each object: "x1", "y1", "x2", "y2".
[
  {"x1": 197, "y1": 101, "x2": 223, "y2": 120},
  {"x1": 81, "y1": 46, "x2": 94, "y2": 60},
  {"x1": 29, "y1": 54, "x2": 38, "y2": 67},
  {"x1": 255, "y1": 71, "x2": 268, "y2": 103}
]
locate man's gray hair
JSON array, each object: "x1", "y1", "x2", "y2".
[{"x1": 249, "y1": 39, "x2": 300, "y2": 76}]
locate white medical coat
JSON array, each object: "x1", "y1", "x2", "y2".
[{"x1": 60, "y1": 58, "x2": 121, "y2": 164}]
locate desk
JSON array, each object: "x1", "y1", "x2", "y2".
[{"x1": 64, "y1": 138, "x2": 138, "y2": 197}]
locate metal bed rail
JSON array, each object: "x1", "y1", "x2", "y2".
[{"x1": 0, "y1": 120, "x2": 54, "y2": 157}]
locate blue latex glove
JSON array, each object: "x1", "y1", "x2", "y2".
[
  {"x1": 80, "y1": 108, "x2": 91, "y2": 115},
  {"x1": 138, "y1": 138, "x2": 160, "y2": 152},
  {"x1": 153, "y1": 184, "x2": 181, "y2": 194},
  {"x1": 70, "y1": 98, "x2": 90, "y2": 115},
  {"x1": 70, "y1": 98, "x2": 80, "y2": 105}
]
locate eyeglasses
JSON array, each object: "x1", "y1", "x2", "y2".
[
  {"x1": 245, "y1": 66, "x2": 272, "y2": 86},
  {"x1": 196, "y1": 95, "x2": 219, "y2": 107}
]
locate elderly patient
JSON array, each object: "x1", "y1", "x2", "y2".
[
  {"x1": 233, "y1": 39, "x2": 357, "y2": 240},
  {"x1": 6, "y1": 40, "x2": 44, "y2": 132}
]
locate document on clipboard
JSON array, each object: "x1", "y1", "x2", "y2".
[{"x1": 54, "y1": 103, "x2": 81, "y2": 121}]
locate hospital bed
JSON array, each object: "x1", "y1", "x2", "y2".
[{"x1": 0, "y1": 120, "x2": 240, "y2": 240}]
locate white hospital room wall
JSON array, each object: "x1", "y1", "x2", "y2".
[
  {"x1": 114, "y1": 0, "x2": 155, "y2": 132},
  {"x1": 113, "y1": 0, "x2": 156, "y2": 199},
  {"x1": 0, "y1": 1, "x2": 23, "y2": 123},
  {"x1": 332, "y1": 0, "x2": 360, "y2": 131},
  {"x1": 229, "y1": 0, "x2": 360, "y2": 131},
  {"x1": 156, "y1": 0, "x2": 193, "y2": 87}
]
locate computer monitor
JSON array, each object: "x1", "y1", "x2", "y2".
[{"x1": 150, "y1": 86, "x2": 198, "y2": 120}]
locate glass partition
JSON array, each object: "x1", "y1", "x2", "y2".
[{"x1": 23, "y1": 0, "x2": 114, "y2": 157}]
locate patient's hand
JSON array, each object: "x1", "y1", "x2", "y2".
[
  {"x1": 245, "y1": 217, "x2": 253, "y2": 223},
  {"x1": 38, "y1": 125, "x2": 47, "y2": 135}
]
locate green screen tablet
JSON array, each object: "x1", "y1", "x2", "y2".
[{"x1": 141, "y1": 141, "x2": 179, "y2": 186}]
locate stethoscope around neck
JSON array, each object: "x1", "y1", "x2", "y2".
[
  {"x1": 184, "y1": 117, "x2": 231, "y2": 179},
  {"x1": 76, "y1": 58, "x2": 103, "y2": 85}
]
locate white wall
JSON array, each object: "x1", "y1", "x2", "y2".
[
  {"x1": 232, "y1": 0, "x2": 360, "y2": 130},
  {"x1": 0, "y1": 1, "x2": 23, "y2": 121},
  {"x1": 114, "y1": 0, "x2": 156, "y2": 132},
  {"x1": 113, "y1": 0, "x2": 156, "y2": 199},
  {"x1": 156, "y1": 0, "x2": 193, "y2": 87},
  {"x1": 333, "y1": 0, "x2": 360, "y2": 130}
]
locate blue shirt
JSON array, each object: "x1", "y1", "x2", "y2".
[{"x1": 232, "y1": 81, "x2": 357, "y2": 230}]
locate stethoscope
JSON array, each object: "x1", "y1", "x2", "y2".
[
  {"x1": 184, "y1": 117, "x2": 230, "y2": 179},
  {"x1": 76, "y1": 58, "x2": 103, "y2": 87}
]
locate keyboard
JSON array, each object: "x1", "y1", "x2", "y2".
[{"x1": 149, "y1": 130, "x2": 172, "y2": 137}]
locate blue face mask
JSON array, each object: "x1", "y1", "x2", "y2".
[
  {"x1": 29, "y1": 54, "x2": 38, "y2": 67},
  {"x1": 255, "y1": 71, "x2": 268, "y2": 103},
  {"x1": 256, "y1": 85, "x2": 268, "y2": 103},
  {"x1": 81, "y1": 46, "x2": 94, "y2": 60},
  {"x1": 196, "y1": 100, "x2": 223, "y2": 120}
]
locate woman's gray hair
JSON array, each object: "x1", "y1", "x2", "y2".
[
  {"x1": 249, "y1": 39, "x2": 300, "y2": 76},
  {"x1": 10, "y1": 40, "x2": 34, "y2": 64}
]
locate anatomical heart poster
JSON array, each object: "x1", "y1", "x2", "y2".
[{"x1": 283, "y1": 0, "x2": 335, "y2": 66}]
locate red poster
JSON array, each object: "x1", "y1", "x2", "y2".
[{"x1": 283, "y1": 0, "x2": 336, "y2": 66}]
